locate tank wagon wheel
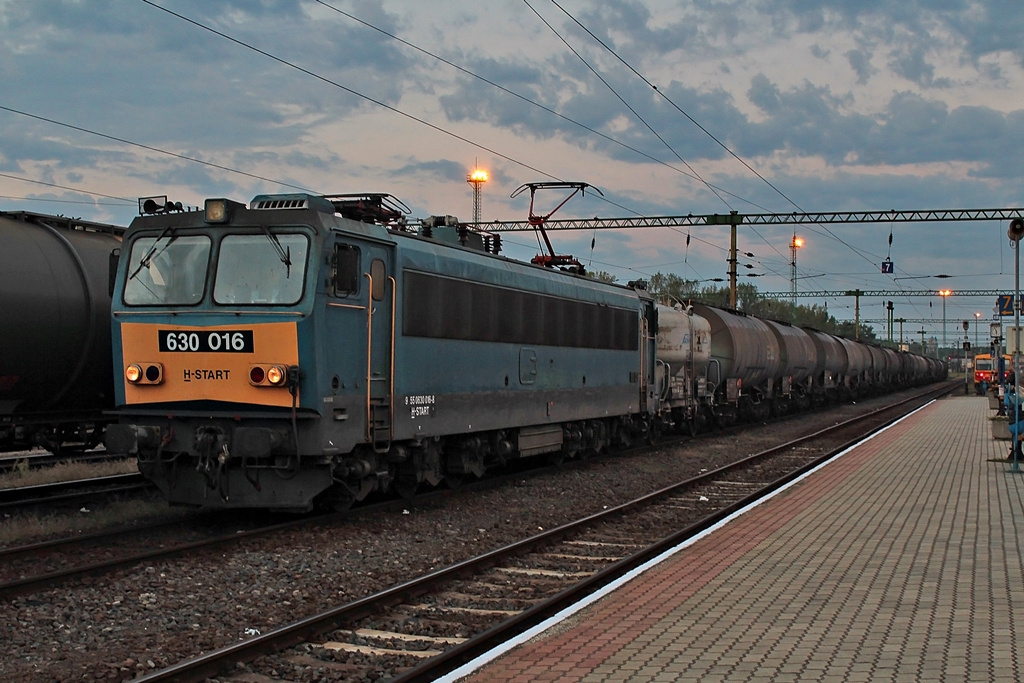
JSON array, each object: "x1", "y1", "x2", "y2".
[{"x1": 699, "y1": 405, "x2": 717, "y2": 431}]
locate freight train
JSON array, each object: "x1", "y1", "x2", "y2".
[
  {"x1": 0, "y1": 210, "x2": 123, "y2": 452},
  {"x1": 102, "y1": 192, "x2": 946, "y2": 511}
]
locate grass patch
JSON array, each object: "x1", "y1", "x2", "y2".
[{"x1": 0, "y1": 457, "x2": 140, "y2": 490}]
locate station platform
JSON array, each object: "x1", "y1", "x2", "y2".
[{"x1": 445, "y1": 394, "x2": 1024, "y2": 682}]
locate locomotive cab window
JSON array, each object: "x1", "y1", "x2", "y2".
[
  {"x1": 123, "y1": 234, "x2": 211, "y2": 306},
  {"x1": 332, "y1": 244, "x2": 360, "y2": 297},
  {"x1": 214, "y1": 232, "x2": 309, "y2": 305}
]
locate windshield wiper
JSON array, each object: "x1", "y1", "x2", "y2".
[
  {"x1": 127, "y1": 226, "x2": 178, "y2": 281},
  {"x1": 260, "y1": 225, "x2": 292, "y2": 277}
]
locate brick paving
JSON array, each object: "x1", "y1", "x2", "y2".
[{"x1": 453, "y1": 396, "x2": 1024, "y2": 682}]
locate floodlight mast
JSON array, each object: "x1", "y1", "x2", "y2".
[{"x1": 510, "y1": 181, "x2": 603, "y2": 273}]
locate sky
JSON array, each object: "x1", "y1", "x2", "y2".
[{"x1": 3, "y1": 0, "x2": 1024, "y2": 344}]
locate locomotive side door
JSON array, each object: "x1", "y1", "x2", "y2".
[
  {"x1": 364, "y1": 245, "x2": 395, "y2": 453},
  {"x1": 327, "y1": 240, "x2": 393, "y2": 454}
]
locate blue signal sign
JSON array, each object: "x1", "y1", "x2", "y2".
[
  {"x1": 998, "y1": 294, "x2": 1015, "y2": 316},
  {"x1": 881, "y1": 260, "x2": 894, "y2": 274}
]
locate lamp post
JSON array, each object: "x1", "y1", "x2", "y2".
[
  {"x1": 938, "y1": 289, "x2": 952, "y2": 357},
  {"x1": 963, "y1": 320, "x2": 970, "y2": 395},
  {"x1": 974, "y1": 312, "x2": 981, "y2": 350},
  {"x1": 789, "y1": 235, "x2": 803, "y2": 306},
  {"x1": 467, "y1": 168, "x2": 488, "y2": 223}
]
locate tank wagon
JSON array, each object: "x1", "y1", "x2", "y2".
[
  {"x1": 654, "y1": 303, "x2": 946, "y2": 429},
  {"x1": 0, "y1": 211, "x2": 123, "y2": 451},
  {"x1": 105, "y1": 192, "x2": 946, "y2": 511}
]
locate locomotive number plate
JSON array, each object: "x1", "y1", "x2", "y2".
[{"x1": 158, "y1": 329, "x2": 254, "y2": 353}]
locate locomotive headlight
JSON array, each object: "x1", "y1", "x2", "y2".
[
  {"x1": 125, "y1": 364, "x2": 142, "y2": 383},
  {"x1": 125, "y1": 363, "x2": 163, "y2": 385},
  {"x1": 266, "y1": 365, "x2": 286, "y2": 386},
  {"x1": 249, "y1": 364, "x2": 289, "y2": 387},
  {"x1": 204, "y1": 198, "x2": 230, "y2": 223}
]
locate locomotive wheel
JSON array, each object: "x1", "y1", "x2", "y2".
[
  {"x1": 324, "y1": 484, "x2": 356, "y2": 512},
  {"x1": 394, "y1": 463, "x2": 419, "y2": 500}
]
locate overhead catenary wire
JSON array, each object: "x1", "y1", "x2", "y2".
[
  {"x1": 523, "y1": 0, "x2": 731, "y2": 211},
  {"x1": 0, "y1": 104, "x2": 316, "y2": 195},
  {"x1": 312, "y1": 0, "x2": 764, "y2": 212},
  {"x1": 544, "y1": 0, "x2": 900, "y2": 278}
]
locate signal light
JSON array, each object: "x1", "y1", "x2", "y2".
[
  {"x1": 126, "y1": 363, "x2": 163, "y2": 385},
  {"x1": 249, "y1": 364, "x2": 289, "y2": 387}
]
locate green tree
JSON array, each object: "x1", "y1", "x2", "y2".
[
  {"x1": 647, "y1": 272, "x2": 881, "y2": 341},
  {"x1": 588, "y1": 270, "x2": 618, "y2": 283}
]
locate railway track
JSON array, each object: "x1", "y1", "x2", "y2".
[
  {"x1": 125, "y1": 381, "x2": 954, "y2": 683},
  {"x1": 0, "y1": 449, "x2": 124, "y2": 475},
  {"x1": 0, "y1": 467, "x2": 563, "y2": 599},
  {"x1": 0, "y1": 511, "x2": 321, "y2": 599},
  {"x1": 0, "y1": 472, "x2": 152, "y2": 513}
]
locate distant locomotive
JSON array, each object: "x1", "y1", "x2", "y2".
[
  {"x1": 104, "y1": 193, "x2": 945, "y2": 511},
  {"x1": 0, "y1": 210, "x2": 123, "y2": 451}
]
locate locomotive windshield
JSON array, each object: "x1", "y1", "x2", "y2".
[
  {"x1": 213, "y1": 232, "x2": 309, "y2": 305},
  {"x1": 124, "y1": 234, "x2": 211, "y2": 305}
]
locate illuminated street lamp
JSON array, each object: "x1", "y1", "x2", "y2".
[
  {"x1": 467, "y1": 168, "x2": 488, "y2": 223},
  {"x1": 938, "y1": 289, "x2": 953, "y2": 353},
  {"x1": 790, "y1": 235, "x2": 804, "y2": 305},
  {"x1": 974, "y1": 312, "x2": 981, "y2": 350}
]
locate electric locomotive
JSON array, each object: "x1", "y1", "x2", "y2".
[{"x1": 106, "y1": 193, "x2": 659, "y2": 510}]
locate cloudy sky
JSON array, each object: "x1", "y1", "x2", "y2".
[{"x1": 3, "y1": 0, "x2": 1024, "y2": 342}]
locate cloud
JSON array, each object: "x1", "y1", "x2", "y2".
[
  {"x1": 844, "y1": 48, "x2": 875, "y2": 84},
  {"x1": 4, "y1": 0, "x2": 1024, "y2": 329}
]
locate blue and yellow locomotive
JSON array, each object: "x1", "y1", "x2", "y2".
[{"x1": 106, "y1": 194, "x2": 659, "y2": 510}]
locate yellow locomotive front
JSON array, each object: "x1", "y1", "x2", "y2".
[{"x1": 106, "y1": 197, "x2": 333, "y2": 510}]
